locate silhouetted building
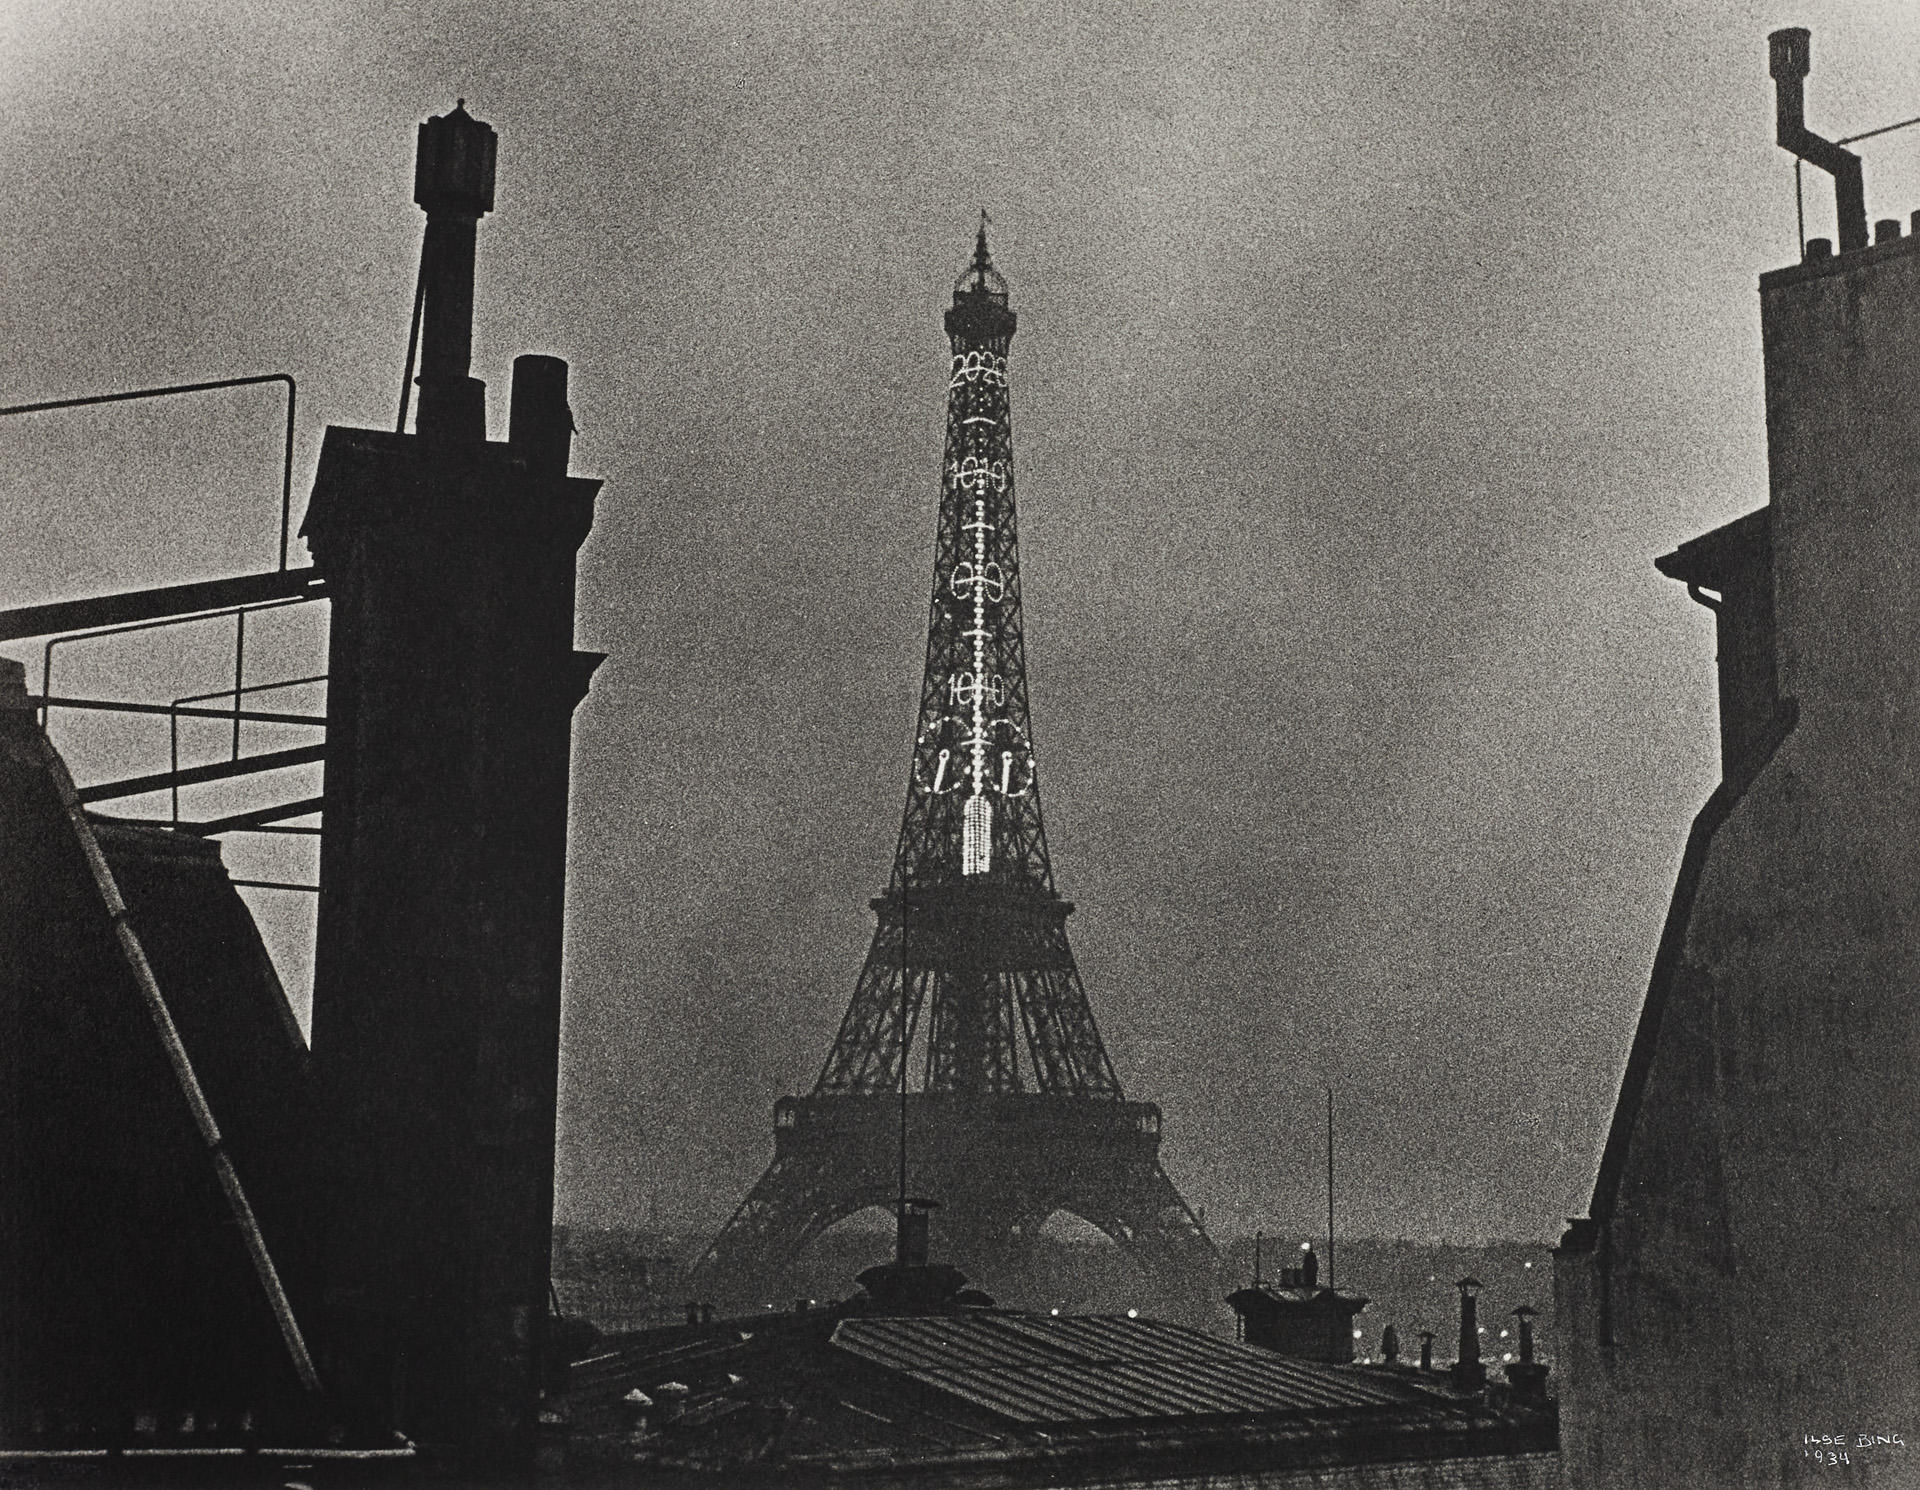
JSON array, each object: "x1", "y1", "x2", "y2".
[
  {"x1": 1557, "y1": 29, "x2": 1920, "y2": 1488},
  {"x1": 1227, "y1": 1243, "x2": 1371, "y2": 1363},
  {"x1": 0, "y1": 101, "x2": 600, "y2": 1473}
]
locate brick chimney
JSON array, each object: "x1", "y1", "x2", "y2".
[{"x1": 301, "y1": 104, "x2": 603, "y2": 1468}]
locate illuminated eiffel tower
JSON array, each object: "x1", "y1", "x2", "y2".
[{"x1": 690, "y1": 224, "x2": 1218, "y2": 1317}]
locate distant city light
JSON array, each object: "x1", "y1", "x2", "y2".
[
  {"x1": 1127, "y1": 1308, "x2": 1139, "y2": 1319},
  {"x1": 1503, "y1": 1352, "x2": 1514, "y2": 1363},
  {"x1": 1499, "y1": 1329, "x2": 1509, "y2": 1338},
  {"x1": 1523, "y1": 1261, "x2": 1534, "y2": 1269},
  {"x1": 1050, "y1": 1308, "x2": 1060, "y2": 1317},
  {"x1": 1352, "y1": 1328, "x2": 1363, "y2": 1339}
]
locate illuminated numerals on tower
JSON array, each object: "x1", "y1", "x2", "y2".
[
  {"x1": 954, "y1": 455, "x2": 1007, "y2": 493},
  {"x1": 948, "y1": 672, "x2": 1007, "y2": 708},
  {"x1": 949, "y1": 351, "x2": 1007, "y2": 388}
]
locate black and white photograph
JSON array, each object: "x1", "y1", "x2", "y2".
[{"x1": 2, "y1": 3, "x2": 1918, "y2": 1485}]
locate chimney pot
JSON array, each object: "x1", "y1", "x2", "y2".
[
  {"x1": 1876, "y1": 218, "x2": 1903, "y2": 244},
  {"x1": 510, "y1": 355, "x2": 575, "y2": 475},
  {"x1": 897, "y1": 1199, "x2": 935, "y2": 1267},
  {"x1": 1769, "y1": 27, "x2": 1810, "y2": 83},
  {"x1": 1806, "y1": 237, "x2": 1833, "y2": 262},
  {"x1": 1768, "y1": 28, "x2": 1868, "y2": 255},
  {"x1": 415, "y1": 103, "x2": 497, "y2": 216}
]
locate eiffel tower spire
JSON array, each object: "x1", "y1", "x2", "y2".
[{"x1": 690, "y1": 229, "x2": 1216, "y2": 1316}]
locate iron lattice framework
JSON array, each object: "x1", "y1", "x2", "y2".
[{"x1": 691, "y1": 227, "x2": 1217, "y2": 1317}]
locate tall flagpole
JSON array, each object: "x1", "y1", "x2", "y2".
[{"x1": 1326, "y1": 1085, "x2": 1335, "y2": 1290}]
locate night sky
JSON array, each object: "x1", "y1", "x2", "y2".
[{"x1": 5, "y1": 0, "x2": 1919, "y2": 1245}]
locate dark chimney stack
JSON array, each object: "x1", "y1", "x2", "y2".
[
  {"x1": 1418, "y1": 1330, "x2": 1434, "y2": 1371},
  {"x1": 301, "y1": 103, "x2": 603, "y2": 1470},
  {"x1": 413, "y1": 102, "x2": 497, "y2": 443},
  {"x1": 1505, "y1": 1303, "x2": 1551, "y2": 1403},
  {"x1": 510, "y1": 355, "x2": 575, "y2": 476},
  {"x1": 896, "y1": 1197, "x2": 934, "y2": 1267},
  {"x1": 856, "y1": 1198, "x2": 973, "y2": 1314},
  {"x1": 1768, "y1": 27, "x2": 1869, "y2": 255},
  {"x1": 1450, "y1": 1277, "x2": 1486, "y2": 1391}
]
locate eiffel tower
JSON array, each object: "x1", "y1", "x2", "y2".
[{"x1": 690, "y1": 224, "x2": 1218, "y2": 1318}]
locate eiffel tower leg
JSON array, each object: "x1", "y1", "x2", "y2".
[
  {"x1": 686, "y1": 1097, "x2": 905, "y2": 1311},
  {"x1": 1067, "y1": 1161, "x2": 1223, "y2": 1327},
  {"x1": 685, "y1": 1156, "x2": 893, "y2": 1312}
]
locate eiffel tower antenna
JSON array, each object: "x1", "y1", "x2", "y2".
[{"x1": 689, "y1": 227, "x2": 1218, "y2": 1318}]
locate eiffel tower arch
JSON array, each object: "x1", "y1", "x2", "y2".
[{"x1": 690, "y1": 226, "x2": 1219, "y2": 1319}]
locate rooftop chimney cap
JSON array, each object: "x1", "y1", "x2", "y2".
[
  {"x1": 415, "y1": 101, "x2": 496, "y2": 216},
  {"x1": 1769, "y1": 27, "x2": 1810, "y2": 82}
]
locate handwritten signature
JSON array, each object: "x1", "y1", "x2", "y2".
[{"x1": 1803, "y1": 1432, "x2": 1907, "y2": 1467}]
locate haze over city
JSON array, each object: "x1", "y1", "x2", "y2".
[{"x1": 6, "y1": 0, "x2": 1920, "y2": 1247}]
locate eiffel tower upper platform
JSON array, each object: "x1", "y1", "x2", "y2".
[{"x1": 689, "y1": 224, "x2": 1218, "y2": 1319}]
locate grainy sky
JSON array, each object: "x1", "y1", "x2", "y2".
[{"x1": 4, "y1": 0, "x2": 1919, "y2": 1244}]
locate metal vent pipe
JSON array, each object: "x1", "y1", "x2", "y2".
[{"x1": 1769, "y1": 27, "x2": 1869, "y2": 254}]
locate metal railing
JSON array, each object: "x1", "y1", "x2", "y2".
[{"x1": 0, "y1": 373, "x2": 298, "y2": 570}]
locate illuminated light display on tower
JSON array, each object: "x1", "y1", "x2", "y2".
[{"x1": 690, "y1": 220, "x2": 1217, "y2": 1320}]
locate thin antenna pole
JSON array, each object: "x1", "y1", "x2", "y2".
[
  {"x1": 396, "y1": 239, "x2": 428, "y2": 434},
  {"x1": 1795, "y1": 157, "x2": 1806, "y2": 258},
  {"x1": 1838, "y1": 112, "x2": 1920, "y2": 146},
  {"x1": 1326, "y1": 1086, "x2": 1335, "y2": 1290}
]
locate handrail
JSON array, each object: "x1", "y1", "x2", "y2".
[
  {"x1": 0, "y1": 373, "x2": 298, "y2": 570},
  {"x1": 33, "y1": 695, "x2": 323, "y2": 727},
  {"x1": 169, "y1": 674, "x2": 327, "y2": 823},
  {"x1": 76, "y1": 742, "x2": 325, "y2": 808},
  {"x1": 42, "y1": 594, "x2": 315, "y2": 732}
]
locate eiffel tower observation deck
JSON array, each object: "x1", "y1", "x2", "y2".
[{"x1": 690, "y1": 224, "x2": 1219, "y2": 1319}]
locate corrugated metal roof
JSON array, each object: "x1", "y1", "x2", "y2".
[{"x1": 829, "y1": 1313, "x2": 1433, "y2": 1425}]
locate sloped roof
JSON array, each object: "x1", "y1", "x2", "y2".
[
  {"x1": 830, "y1": 1313, "x2": 1430, "y2": 1424},
  {"x1": 1653, "y1": 506, "x2": 1770, "y2": 589},
  {"x1": 0, "y1": 704, "x2": 324, "y2": 1442}
]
